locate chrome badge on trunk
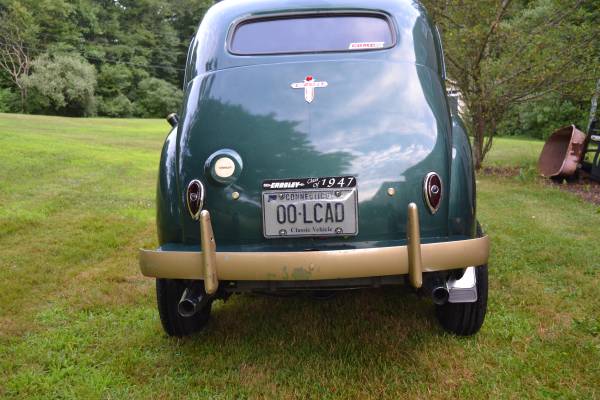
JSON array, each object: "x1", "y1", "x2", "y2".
[{"x1": 290, "y1": 75, "x2": 328, "y2": 103}]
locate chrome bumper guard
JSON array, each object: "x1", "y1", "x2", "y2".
[{"x1": 140, "y1": 203, "x2": 490, "y2": 295}]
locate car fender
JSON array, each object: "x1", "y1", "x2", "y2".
[
  {"x1": 157, "y1": 127, "x2": 183, "y2": 245},
  {"x1": 448, "y1": 114, "x2": 477, "y2": 238}
]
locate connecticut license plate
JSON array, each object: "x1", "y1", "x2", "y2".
[{"x1": 262, "y1": 176, "x2": 358, "y2": 238}]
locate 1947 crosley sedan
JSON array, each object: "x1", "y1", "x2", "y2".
[{"x1": 139, "y1": 0, "x2": 490, "y2": 337}]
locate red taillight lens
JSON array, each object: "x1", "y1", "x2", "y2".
[
  {"x1": 186, "y1": 180, "x2": 205, "y2": 220},
  {"x1": 423, "y1": 172, "x2": 442, "y2": 214}
]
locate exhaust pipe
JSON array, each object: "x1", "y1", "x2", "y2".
[
  {"x1": 178, "y1": 286, "x2": 211, "y2": 317},
  {"x1": 429, "y1": 267, "x2": 478, "y2": 305},
  {"x1": 431, "y1": 284, "x2": 449, "y2": 305},
  {"x1": 166, "y1": 113, "x2": 179, "y2": 128}
]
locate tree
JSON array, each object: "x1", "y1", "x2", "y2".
[
  {"x1": 133, "y1": 77, "x2": 182, "y2": 118},
  {"x1": 22, "y1": 53, "x2": 97, "y2": 116},
  {"x1": 0, "y1": 0, "x2": 214, "y2": 117},
  {"x1": 497, "y1": 94, "x2": 589, "y2": 139},
  {"x1": 0, "y1": 87, "x2": 20, "y2": 112},
  {"x1": 96, "y1": 64, "x2": 134, "y2": 117},
  {"x1": 0, "y1": 3, "x2": 39, "y2": 111},
  {"x1": 97, "y1": 64, "x2": 133, "y2": 98},
  {"x1": 98, "y1": 93, "x2": 133, "y2": 118},
  {"x1": 423, "y1": 0, "x2": 599, "y2": 168},
  {"x1": 167, "y1": 0, "x2": 214, "y2": 84},
  {"x1": 84, "y1": 0, "x2": 182, "y2": 87}
]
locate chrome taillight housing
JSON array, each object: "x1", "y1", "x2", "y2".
[
  {"x1": 423, "y1": 172, "x2": 442, "y2": 214},
  {"x1": 186, "y1": 180, "x2": 205, "y2": 220}
]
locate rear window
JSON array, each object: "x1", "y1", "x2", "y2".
[{"x1": 230, "y1": 14, "x2": 394, "y2": 55}]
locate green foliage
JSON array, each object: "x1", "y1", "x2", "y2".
[
  {"x1": 0, "y1": 2, "x2": 40, "y2": 110},
  {"x1": 498, "y1": 95, "x2": 590, "y2": 139},
  {"x1": 0, "y1": 87, "x2": 20, "y2": 113},
  {"x1": 96, "y1": 64, "x2": 134, "y2": 117},
  {"x1": 422, "y1": 0, "x2": 599, "y2": 167},
  {"x1": 16, "y1": 0, "x2": 82, "y2": 48},
  {"x1": 0, "y1": 1, "x2": 39, "y2": 46},
  {"x1": 98, "y1": 93, "x2": 133, "y2": 118},
  {"x1": 97, "y1": 64, "x2": 133, "y2": 98},
  {"x1": 133, "y1": 77, "x2": 182, "y2": 118},
  {"x1": 22, "y1": 53, "x2": 97, "y2": 117},
  {"x1": 0, "y1": 0, "x2": 212, "y2": 117}
]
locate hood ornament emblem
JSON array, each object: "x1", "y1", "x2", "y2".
[{"x1": 291, "y1": 75, "x2": 328, "y2": 103}]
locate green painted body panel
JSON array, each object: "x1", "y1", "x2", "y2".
[
  {"x1": 155, "y1": 0, "x2": 477, "y2": 252},
  {"x1": 448, "y1": 114, "x2": 476, "y2": 237}
]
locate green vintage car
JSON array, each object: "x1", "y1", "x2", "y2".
[{"x1": 140, "y1": 0, "x2": 490, "y2": 336}]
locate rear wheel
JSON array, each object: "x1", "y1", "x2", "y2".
[
  {"x1": 435, "y1": 224, "x2": 488, "y2": 336},
  {"x1": 156, "y1": 279, "x2": 212, "y2": 337},
  {"x1": 435, "y1": 264, "x2": 488, "y2": 335}
]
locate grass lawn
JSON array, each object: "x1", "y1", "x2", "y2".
[
  {"x1": 0, "y1": 113, "x2": 599, "y2": 399},
  {"x1": 482, "y1": 136, "x2": 544, "y2": 169}
]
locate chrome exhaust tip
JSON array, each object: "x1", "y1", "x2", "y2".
[
  {"x1": 178, "y1": 297, "x2": 199, "y2": 318},
  {"x1": 431, "y1": 285, "x2": 450, "y2": 305},
  {"x1": 177, "y1": 287, "x2": 210, "y2": 317},
  {"x1": 166, "y1": 113, "x2": 179, "y2": 128},
  {"x1": 429, "y1": 267, "x2": 478, "y2": 305}
]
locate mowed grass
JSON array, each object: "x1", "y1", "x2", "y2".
[
  {"x1": 483, "y1": 136, "x2": 544, "y2": 169},
  {"x1": 0, "y1": 113, "x2": 599, "y2": 399}
]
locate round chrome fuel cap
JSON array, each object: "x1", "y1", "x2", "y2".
[
  {"x1": 205, "y1": 149, "x2": 243, "y2": 185},
  {"x1": 214, "y1": 157, "x2": 236, "y2": 178}
]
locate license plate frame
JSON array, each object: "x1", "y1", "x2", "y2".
[{"x1": 261, "y1": 176, "x2": 359, "y2": 239}]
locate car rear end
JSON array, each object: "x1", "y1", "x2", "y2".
[{"x1": 140, "y1": 0, "x2": 490, "y2": 337}]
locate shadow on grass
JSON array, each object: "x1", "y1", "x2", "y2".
[{"x1": 160, "y1": 287, "x2": 445, "y2": 376}]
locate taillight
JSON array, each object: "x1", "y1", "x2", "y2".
[
  {"x1": 186, "y1": 180, "x2": 205, "y2": 220},
  {"x1": 423, "y1": 172, "x2": 442, "y2": 214}
]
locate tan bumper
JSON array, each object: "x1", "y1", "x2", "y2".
[{"x1": 139, "y1": 204, "x2": 490, "y2": 293}]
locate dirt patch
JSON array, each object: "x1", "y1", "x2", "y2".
[
  {"x1": 0, "y1": 314, "x2": 36, "y2": 341},
  {"x1": 547, "y1": 172, "x2": 600, "y2": 205}
]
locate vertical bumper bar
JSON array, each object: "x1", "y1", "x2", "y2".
[
  {"x1": 407, "y1": 202, "x2": 423, "y2": 288},
  {"x1": 199, "y1": 210, "x2": 219, "y2": 294}
]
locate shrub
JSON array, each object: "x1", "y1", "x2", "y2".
[
  {"x1": 0, "y1": 87, "x2": 20, "y2": 113},
  {"x1": 498, "y1": 95, "x2": 589, "y2": 140},
  {"x1": 21, "y1": 53, "x2": 97, "y2": 117},
  {"x1": 97, "y1": 64, "x2": 133, "y2": 98},
  {"x1": 98, "y1": 94, "x2": 133, "y2": 118},
  {"x1": 133, "y1": 77, "x2": 182, "y2": 118}
]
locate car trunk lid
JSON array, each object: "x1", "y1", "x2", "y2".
[{"x1": 177, "y1": 60, "x2": 451, "y2": 248}]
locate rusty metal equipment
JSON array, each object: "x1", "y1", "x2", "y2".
[
  {"x1": 538, "y1": 79, "x2": 600, "y2": 182},
  {"x1": 538, "y1": 125, "x2": 587, "y2": 178}
]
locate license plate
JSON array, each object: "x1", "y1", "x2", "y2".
[{"x1": 261, "y1": 176, "x2": 358, "y2": 238}]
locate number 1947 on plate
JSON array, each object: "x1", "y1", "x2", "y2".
[{"x1": 261, "y1": 177, "x2": 359, "y2": 238}]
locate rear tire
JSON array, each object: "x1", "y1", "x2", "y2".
[
  {"x1": 156, "y1": 279, "x2": 212, "y2": 337},
  {"x1": 435, "y1": 264, "x2": 488, "y2": 336},
  {"x1": 435, "y1": 223, "x2": 488, "y2": 336}
]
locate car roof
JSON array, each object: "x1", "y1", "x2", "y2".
[
  {"x1": 184, "y1": 0, "x2": 441, "y2": 84},
  {"x1": 212, "y1": 0, "x2": 420, "y2": 15}
]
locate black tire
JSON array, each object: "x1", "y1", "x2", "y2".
[
  {"x1": 156, "y1": 279, "x2": 212, "y2": 337},
  {"x1": 435, "y1": 264, "x2": 488, "y2": 336},
  {"x1": 435, "y1": 224, "x2": 488, "y2": 336}
]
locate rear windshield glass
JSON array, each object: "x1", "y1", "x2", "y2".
[{"x1": 230, "y1": 15, "x2": 394, "y2": 55}]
